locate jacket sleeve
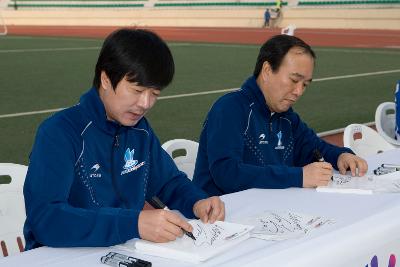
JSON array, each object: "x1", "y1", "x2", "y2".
[
  {"x1": 24, "y1": 121, "x2": 140, "y2": 248},
  {"x1": 204, "y1": 98, "x2": 303, "y2": 194},
  {"x1": 291, "y1": 112, "x2": 354, "y2": 170},
  {"x1": 145, "y1": 128, "x2": 208, "y2": 219}
]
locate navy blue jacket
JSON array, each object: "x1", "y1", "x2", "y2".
[
  {"x1": 24, "y1": 88, "x2": 207, "y2": 250},
  {"x1": 193, "y1": 76, "x2": 352, "y2": 196}
]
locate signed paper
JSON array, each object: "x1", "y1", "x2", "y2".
[
  {"x1": 317, "y1": 172, "x2": 400, "y2": 194},
  {"x1": 123, "y1": 220, "x2": 253, "y2": 263},
  {"x1": 238, "y1": 210, "x2": 334, "y2": 241}
]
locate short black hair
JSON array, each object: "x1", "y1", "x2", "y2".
[
  {"x1": 93, "y1": 28, "x2": 174, "y2": 91},
  {"x1": 253, "y1": 34, "x2": 316, "y2": 77}
]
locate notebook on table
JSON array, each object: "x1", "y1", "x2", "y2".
[
  {"x1": 121, "y1": 220, "x2": 253, "y2": 263},
  {"x1": 316, "y1": 172, "x2": 400, "y2": 195}
]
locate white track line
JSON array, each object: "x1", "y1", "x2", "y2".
[
  {"x1": 0, "y1": 47, "x2": 101, "y2": 53},
  {"x1": 1, "y1": 69, "x2": 399, "y2": 119},
  {"x1": 1, "y1": 44, "x2": 399, "y2": 54}
]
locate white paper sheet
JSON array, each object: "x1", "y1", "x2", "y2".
[
  {"x1": 317, "y1": 172, "x2": 400, "y2": 194},
  {"x1": 121, "y1": 220, "x2": 253, "y2": 263},
  {"x1": 237, "y1": 210, "x2": 334, "y2": 241}
]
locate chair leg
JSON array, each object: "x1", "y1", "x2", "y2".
[
  {"x1": 1, "y1": 241, "x2": 8, "y2": 257},
  {"x1": 17, "y1": 236, "x2": 24, "y2": 252}
]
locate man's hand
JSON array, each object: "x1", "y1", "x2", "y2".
[
  {"x1": 302, "y1": 162, "x2": 333, "y2": 188},
  {"x1": 193, "y1": 196, "x2": 225, "y2": 223},
  {"x1": 138, "y1": 209, "x2": 193, "y2": 243},
  {"x1": 337, "y1": 152, "x2": 368, "y2": 176}
]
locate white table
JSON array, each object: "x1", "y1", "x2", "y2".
[{"x1": 2, "y1": 149, "x2": 400, "y2": 267}]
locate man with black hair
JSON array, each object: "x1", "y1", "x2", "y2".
[
  {"x1": 23, "y1": 28, "x2": 225, "y2": 249},
  {"x1": 193, "y1": 34, "x2": 368, "y2": 196}
]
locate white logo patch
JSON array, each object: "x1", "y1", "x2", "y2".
[
  {"x1": 259, "y1": 133, "x2": 268, "y2": 144},
  {"x1": 89, "y1": 163, "x2": 102, "y2": 178}
]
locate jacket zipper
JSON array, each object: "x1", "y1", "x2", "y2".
[{"x1": 111, "y1": 132, "x2": 128, "y2": 208}]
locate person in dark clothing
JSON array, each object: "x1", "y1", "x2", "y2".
[
  {"x1": 263, "y1": 8, "x2": 271, "y2": 28},
  {"x1": 23, "y1": 28, "x2": 225, "y2": 250},
  {"x1": 193, "y1": 35, "x2": 368, "y2": 196}
]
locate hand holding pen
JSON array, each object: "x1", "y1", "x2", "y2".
[
  {"x1": 148, "y1": 197, "x2": 196, "y2": 241},
  {"x1": 138, "y1": 198, "x2": 195, "y2": 243},
  {"x1": 302, "y1": 149, "x2": 333, "y2": 188}
]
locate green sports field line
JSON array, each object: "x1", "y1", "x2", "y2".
[
  {"x1": 0, "y1": 68, "x2": 399, "y2": 119},
  {"x1": 1, "y1": 44, "x2": 400, "y2": 56},
  {"x1": 0, "y1": 47, "x2": 101, "y2": 53}
]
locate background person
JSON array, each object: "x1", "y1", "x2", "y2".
[
  {"x1": 263, "y1": 8, "x2": 271, "y2": 28},
  {"x1": 192, "y1": 35, "x2": 368, "y2": 196}
]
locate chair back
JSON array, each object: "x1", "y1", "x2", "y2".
[
  {"x1": 375, "y1": 102, "x2": 400, "y2": 147},
  {"x1": 0, "y1": 163, "x2": 28, "y2": 257},
  {"x1": 343, "y1": 124, "x2": 395, "y2": 158},
  {"x1": 281, "y1": 25, "x2": 296, "y2": 36},
  {"x1": 162, "y1": 139, "x2": 199, "y2": 180}
]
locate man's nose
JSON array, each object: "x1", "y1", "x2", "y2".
[
  {"x1": 138, "y1": 91, "x2": 152, "y2": 110},
  {"x1": 293, "y1": 83, "x2": 305, "y2": 97}
]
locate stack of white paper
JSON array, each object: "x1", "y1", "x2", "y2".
[
  {"x1": 122, "y1": 220, "x2": 253, "y2": 263},
  {"x1": 238, "y1": 210, "x2": 334, "y2": 241},
  {"x1": 317, "y1": 172, "x2": 400, "y2": 194}
]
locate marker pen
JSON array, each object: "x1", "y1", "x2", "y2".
[
  {"x1": 101, "y1": 256, "x2": 131, "y2": 267},
  {"x1": 106, "y1": 252, "x2": 152, "y2": 267},
  {"x1": 313, "y1": 149, "x2": 325, "y2": 163},
  {"x1": 373, "y1": 166, "x2": 398, "y2": 176},
  {"x1": 381, "y1": 164, "x2": 400, "y2": 170}
]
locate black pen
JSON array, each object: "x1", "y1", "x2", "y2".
[
  {"x1": 148, "y1": 196, "x2": 196, "y2": 241},
  {"x1": 313, "y1": 149, "x2": 333, "y2": 181},
  {"x1": 313, "y1": 149, "x2": 324, "y2": 163},
  {"x1": 106, "y1": 252, "x2": 152, "y2": 267}
]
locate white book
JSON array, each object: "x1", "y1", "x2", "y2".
[
  {"x1": 316, "y1": 172, "x2": 400, "y2": 194},
  {"x1": 122, "y1": 220, "x2": 253, "y2": 263}
]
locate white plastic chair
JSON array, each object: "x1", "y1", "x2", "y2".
[
  {"x1": 375, "y1": 102, "x2": 400, "y2": 147},
  {"x1": 281, "y1": 25, "x2": 296, "y2": 36},
  {"x1": 343, "y1": 124, "x2": 395, "y2": 158},
  {"x1": 162, "y1": 139, "x2": 199, "y2": 180},
  {"x1": 0, "y1": 163, "x2": 28, "y2": 257}
]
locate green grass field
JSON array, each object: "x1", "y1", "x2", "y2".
[{"x1": 1, "y1": 35, "x2": 399, "y2": 170}]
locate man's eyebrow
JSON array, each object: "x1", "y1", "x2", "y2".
[{"x1": 290, "y1": 72, "x2": 313, "y2": 82}]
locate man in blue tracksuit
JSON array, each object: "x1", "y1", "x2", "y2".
[
  {"x1": 193, "y1": 35, "x2": 368, "y2": 196},
  {"x1": 23, "y1": 29, "x2": 225, "y2": 250}
]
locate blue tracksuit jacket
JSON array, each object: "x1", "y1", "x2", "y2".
[
  {"x1": 23, "y1": 88, "x2": 207, "y2": 250},
  {"x1": 193, "y1": 76, "x2": 353, "y2": 196}
]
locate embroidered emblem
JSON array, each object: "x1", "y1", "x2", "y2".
[
  {"x1": 121, "y1": 148, "x2": 145, "y2": 175},
  {"x1": 275, "y1": 131, "x2": 285, "y2": 150}
]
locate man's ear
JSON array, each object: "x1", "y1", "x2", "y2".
[
  {"x1": 261, "y1": 61, "x2": 272, "y2": 82},
  {"x1": 100, "y1": 71, "x2": 112, "y2": 91}
]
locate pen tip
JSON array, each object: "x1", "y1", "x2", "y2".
[{"x1": 188, "y1": 232, "x2": 196, "y2": 240}]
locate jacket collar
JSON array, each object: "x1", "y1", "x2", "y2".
[
  {"x1": 79, "y1": 88, "x2": 124, "y2": 135},
  {"x1": 241, "y1": 76, "x2": 292, "y2": 117},
  {"x1": 241, "y1": 76, "x2": 273, "y2": 117}
]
